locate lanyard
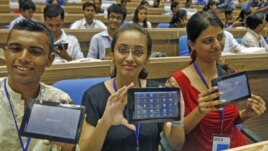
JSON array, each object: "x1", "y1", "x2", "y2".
[
  {"x1": 113, "y1": 78, "x2": 141, "y2": 151},
  {"x1": 4, "y1": 79, "x2": 31, "y2": 151},
  {"x1": 193, "y1": 62, "x2": 225, "y2": 133}
]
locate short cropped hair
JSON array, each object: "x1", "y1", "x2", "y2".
[
  {"x1": 20, "y1": 0, "x2": 36, "y2": 11},
  {"x1": 107, "y1": 4, "x2": 127, "y2": 22},
  {"x1": 44, "y1": 4, "x2": 65, "y2": 20},
  {"x1": 83, "y1": 2, "x2": 96, "y2": 11},
  {"x1": 246, "y1": 13, "x2": 265, "y2": 30},
  {"x1": 8, "y1": 20, "x2": 54, "y2": 55}
]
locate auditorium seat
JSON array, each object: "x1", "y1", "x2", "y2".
[{"x1": 53, "y1": 77, "x2": 109, "y2": 105}]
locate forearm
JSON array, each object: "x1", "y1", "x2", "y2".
[
  {"x1": 165, "y1": 123, "x2": 185, "y2": 150},
  {"x1": 80, "y1": 119, "x2": 110, "y2": 151},
  {"x1": 184, "y1": 108, "x2": 205, "y2": 134}
]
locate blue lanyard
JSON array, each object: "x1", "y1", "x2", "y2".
[
  {"x1": 193, "y1": 62, "x2": 225, "y2": 133},
  {"x1": 4, "y1": 79, "x2": 31, "y2": 151},
  {"x1": 113, "y1": 78, "x2": 141, "y2": 151}
]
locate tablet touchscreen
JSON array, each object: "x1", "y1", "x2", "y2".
[
  {"x1": 19, "y1": 100, "x2": 85, "y2": 144},
  {"x1": 127, "y1": 87, "x2": 180, "y2": 123},
  {"x1": 211, "y1": 71, "x2": 251, "y2": 107}
]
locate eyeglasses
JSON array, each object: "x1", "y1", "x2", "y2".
[
  {"x1": 117, "y1": 46, "x2": 145, "y2": 57},
  {"x1": 109, "y1": 15, "x2": 123, "y2": 21}
]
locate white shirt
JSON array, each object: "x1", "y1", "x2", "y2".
[
  {"x1": 223, "y1": 30, "x2": 245, "y2": 53},
  {"x1": 9, "y1": 15, "x2": 37, "y2": 29},
  {"x1": 70, "y1": 18, "x2": 106, "y2": 29},
  {"x1": 54, "y1": 30, "x2": 84, "y2": 63},
  {"x1": 241, "y1": 28, "x2": 268, "y2": 51}
]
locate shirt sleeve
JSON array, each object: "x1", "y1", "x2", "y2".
[
  {"x1": 87, "y1": 35, "x2": 99, "y2": 59},
  {"x1": 70, "y1": 37, "x2": 84, "y2": 60}
]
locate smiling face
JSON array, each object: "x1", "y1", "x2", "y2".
[
  {"x1": 4, "y1": 30, "x2": 53, "y2": 86},
  {"x1": 108, "y1": 12, "x2": 124, "y2": 30},
  {"x1": 189, "y1": 25, "x2": 224, "y2": 63},
  {"x1": 112, "y1": 30, "x2": 149, "y2": 79}
]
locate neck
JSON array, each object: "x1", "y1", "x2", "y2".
[
  {"x1": 194, "y1": 59, "x2": 218, "y2": 78},
  {"x1": 107, "y1": 28, "x2": 115, "y2": 37},
  {"x1": 114, "y1": 75, "x2": 140, "y2": 90},
  {"x1": 7, "y1": 77, "x2": 40, "y2": 101},
  {"x1": 86, "y1": 18, "x2": 93, "y2": 25}
]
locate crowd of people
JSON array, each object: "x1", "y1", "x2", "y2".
[{"x1": 1, "y1": 0, "x2": 268, "y2": 151}]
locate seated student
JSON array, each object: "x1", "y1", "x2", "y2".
[
  {"x1": 0, "y1": 20, "x2": 76, "y2": 151},
  {"x1": 217, "y1": 0, "x2": 235, "y2": 11},
  {"x1": 162, "y1": 1, "x2": 180, "y2": 16},
  {"x1": 93, "y1": 0, "x2": 103, "y2": 13},
  {"x1": 247, "y1": 0, "x2": 263, "y2": 10},
  {"x1": 213, "y1": 9, "x2": 245, "y2": 53},
  {"x1": 169, "y1": 9, "x2": 188, "y2": 28},
  {"x1": 131, "y1": 6, "x2": 152, "y2": 28},
  {"x1": 70, "y1": 2, "x2": 106, "y2": 29},
  {"x1": 87, "y1": 4, "x2": 127, "y2": 59},
  {"x1": 235, "y1": 9, "x2": 252, "y2": 28},
  {"x1": 241, "y1": 13, "x2": 268, "y2": 51},
  {"x1": 80, "y1": 23, "x2": 185, "y2": 151},
  {"x1": 153, "y1": 0, "x2": 160, "y2": 8},
  {"x1": 44, "y1": 4, "x2": 84, "y2": 62},
  {"x1": 203, "y1": 0, "x2": 218, "y2": 12},
  {"x1": 139, "y1": 0, "x2": 150, "y2": 10},
  {"x1": 9, "y1": 0, "x2": 36, "y2": 29},
  {"x1": 185, "y1": 0, "x2": 193, "y2": 8},
  {"x1": 46, "y1": 0, "x2": 65, "y2": 6},
  {"x1": 166, "y1": 11, "x2": 266, "y2": 151}
]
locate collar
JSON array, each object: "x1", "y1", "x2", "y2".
[
  {"x1": 248, "y1": 28, "x2": 262, "y2": 40},
  {"x1": 82, "y1": 18, "x2": 96, "y2": 27},
  {"x1": 54, "y1": 29, "x2": 68, "y2": 44},
  {"x1": 101, "y1": 29, "x2": 112, "y2": 40}
]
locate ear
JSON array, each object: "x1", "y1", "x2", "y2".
[
  {"x1": 188, "y1": 40, "x2": 195, "y2": 51},
  {"x1": 46, "y1": 54, "x2": 55, "y2": 67}
]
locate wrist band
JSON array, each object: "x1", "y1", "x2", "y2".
[{"x1": 172, "y1": 119, "x2": 184, "y2": 127}]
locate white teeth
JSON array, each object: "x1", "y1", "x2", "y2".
[{"x1": 17, "y1": 67, "x2": 29, "y2": 71}]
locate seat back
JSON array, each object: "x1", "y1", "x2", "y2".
[
  {"x1": 156, "y1": 23, "x2": 170, "y2": 28},
  {"x1": 178, "y1": 35, "x2": 190, "y2": 56},
  {"x1": 53, "y1": 77, "x2": 109, "y2": 105}
]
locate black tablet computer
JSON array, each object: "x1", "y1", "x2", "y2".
[
  {"x1": 211, "y1": 71, "x2": 251, "y2": 108},
  {"x1": 19, "y1": 99, "x2": 85, "y2": 144},
  {"x1": 127, "y1": 87, "x2": 180, "y2": 123}
]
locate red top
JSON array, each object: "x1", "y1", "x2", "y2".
[{"x1": 172, "y1": 71, "x2": 247, "y2": 151}]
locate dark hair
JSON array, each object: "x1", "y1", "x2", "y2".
[
  {"x1": 169, "y1": 9, "x2": 187, "y2": 27},
  {"x1": 187, "y1": 11, "x2": 223, "y2": 62},
  {"x1": 44, "y1": 4, "x2": 65, "y2": 20},
  {"x1": 246, "y1": 13, "x2": 265, "y2": 30},
  {"x1": 171, "y1": 2, "x2": 179, "y2": 12},
  {"x1": 111, "y1": 23, "x2": 152, "y2": 79},
  {"x1": 20, "y1": 0, "x2": 36, "y2": 11},
  {"x1": 83, "y1": 2, "x2": 96, "y2": 11},
  {"x1": 8, "y1": 20, "x2": 54, "y2": 55},
  {"x1": 139, "y1": 0, "x2": 149, "y2": 7},
  {"x1": 236, "y1": 9, "x2": 252, "y2": 21},
  {"x1": 133, "y1": 6, "x2": 148, "y2": 28},
  {"x1": 107, "y1": 4, "x2": 127, "y2": 22},
  {"x1": 203, "y1": 0, "x2": 217, "y2": 11}
]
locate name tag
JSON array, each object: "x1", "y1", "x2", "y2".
[{"x1": 212, "y1": 136, "x2": 230, "y2": 151}]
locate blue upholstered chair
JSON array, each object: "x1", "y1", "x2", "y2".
[
  {"x1": 156, "y1": 23, "x2": 170, "y2": 28},
  {"x1": 178, "y1": 35, "x2": 190, "y2": 56},
  {"x1": 53, "y1": 77, "x2": 109, "y2": 105}
]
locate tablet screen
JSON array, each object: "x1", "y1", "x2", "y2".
[
  {"x1": 212, "y1": 72, "x2": 251, "y2": 107},
  {"x1": 128, "y1": 88, "x2": 180, "y2": 123},
  {"x1": 20, "y1": 100, "x2": 85, "y2": 144},
  {"x1": 27, "y1": 104, "x2": 81, "y2": 139}
]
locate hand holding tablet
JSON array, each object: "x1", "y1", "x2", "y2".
[
  {"x1": 19, "y1": 99, "x2": 85, "y2": 144},
  {"x1": 211, "y1": 71, "x2": 251, "y2": 108},
  {"x1": 127, "y1": 88, "x2": 181, "y2": 123}
]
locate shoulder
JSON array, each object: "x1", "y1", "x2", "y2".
[
  {"x1": 84, "y1": 82, "x2": 107, "y2": 95},
  {"x1": 39, "y1": 83, "x2": 71, "y2": 102}
]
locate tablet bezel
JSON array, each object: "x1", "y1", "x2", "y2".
[
  {"x1": 211, "y1": 71, "x2": 251, "y2": 108},
  {"x1": 127, "y1": 87, "x2": 180, "y2": 124},
  {"x1": 19, "y1": 99, "x2": 85, "y2": 144}
]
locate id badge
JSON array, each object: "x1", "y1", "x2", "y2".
[{"x1": 212, "y1": 136, "x2": 230, "y2": 151}]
